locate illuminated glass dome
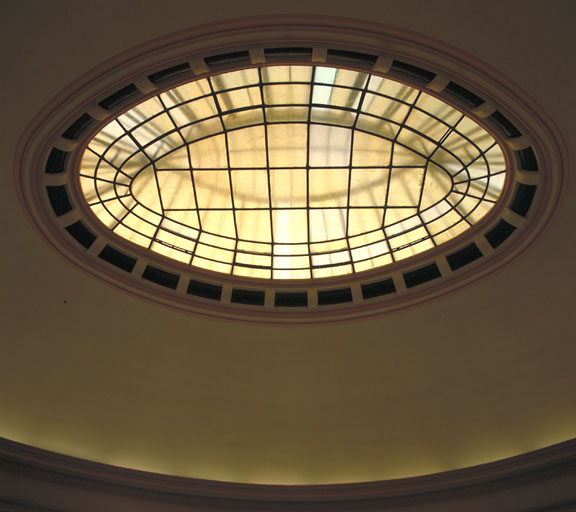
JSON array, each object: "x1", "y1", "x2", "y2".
[{"x1": 80, "y1": 65, "x2": 505, "y2": 280}]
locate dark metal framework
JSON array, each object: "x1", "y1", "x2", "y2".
[{"x1": 81, "y1": 65, "x2": 505, "y2": 279}]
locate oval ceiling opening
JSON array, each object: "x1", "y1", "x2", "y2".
[
  {"x1": 16, "y1": 17, "x2": 565, "y2": 323},
  {"x1": 80, "y1": 65, "x2": 506, "y2": 280}
]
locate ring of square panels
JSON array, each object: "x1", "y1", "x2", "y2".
[{"x1": 80, "y1": 65, "x2": 505, "y2": 280}]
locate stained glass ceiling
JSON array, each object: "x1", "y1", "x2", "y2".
[{"x1": 80, "y1": 65, "x2": 505, "y2": 279}]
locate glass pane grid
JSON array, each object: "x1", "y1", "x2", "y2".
[{"x1": 80, "y1": 65, "x2": 506, "y2": 279}]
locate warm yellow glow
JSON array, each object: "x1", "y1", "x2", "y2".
[{"x1": 80, "y1": 66, "x2": 505, "y2": 279}]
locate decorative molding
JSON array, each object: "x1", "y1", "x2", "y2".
[{"x1": 2, "y1": 436, "x2": 576, "y2": 510}]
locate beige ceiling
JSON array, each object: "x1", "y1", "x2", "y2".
[{"x1": 1, "y1": 0, "x2": 575, "y2": 485}]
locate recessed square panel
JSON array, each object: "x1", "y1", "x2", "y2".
[
  {"x1": 264, "y1": 84, "x2": 310, "y2": 105},
  {"x1": 387, "y1": 168, "x2": 425, "y2": 206},
  {"x1": 155, "y1": 146, "x2": 190, "y2": 170},
  {"x1": 349, "y1": 169, "x2": 388, "y2": 207},
  {"x1": 193, "y1": 170, "x2": 232, "y2": 209},
  {"x1": 352, "y1": 132, "x2": 392, "y2": 167},
  {"x1": 348, "y1": 208, "x2": 384, "y2": 237},
  {"x1": 158, "y1": 171, "x2": 196, "y2": 209},
  {"x1": 267, "y1": 124, "x2": 308, "y2": 168},
  {"x1": 188, "y1": 134, "x2": 227, "y2": 168},
  {"x1": 309, "y1": 169, "x2": 349, "y2": 208},
  {"x1": 309, "y1": 209, "x2": 347, "y2": 242},
  {"x1": 231, "y1": 169, "x2": 269, "y2": 209},
  {"x1": 199, "y1": 210, "x2": 236, "y2": 238},
  {"x1": 273, "y1": 209, "x2": 308, "y2": 243},
  {"x1": 236, "y1": 210, "x2": 272, "y2": 243},
  {"x1": 270, "y1": 169, "x2": 307, "y2": 208},
  {"x1": 227, "y1": 126, "x2": 267, "y2": 168},
  {"x1": 309, "y1": 125, "x2": 352, "y2": 167},
  {"x1": 262, "y1": 65, "x2": 312, "y2": 83}
]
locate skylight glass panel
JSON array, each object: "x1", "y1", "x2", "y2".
[{"x1": 80, "y1": 65, "x2": 506, "y2": 279}]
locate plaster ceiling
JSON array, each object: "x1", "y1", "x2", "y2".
[{"x1": 1, "y1": 0, "x2": 575, "y2": 485}]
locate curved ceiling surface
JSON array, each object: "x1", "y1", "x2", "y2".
[{"x1": 2, "y1": 2, "x2": 576, "y2": 486}]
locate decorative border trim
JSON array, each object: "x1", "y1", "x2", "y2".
[
  {"x1": 2, "y1": 436, "x2": 576, "y2": 506},
  {"x1": 14, "y1": 16, "x2": 568, "y2": 323}
]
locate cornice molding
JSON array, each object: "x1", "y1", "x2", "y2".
[{"x1": 2, "y1": 436, "x2": 576, "y2": 508}]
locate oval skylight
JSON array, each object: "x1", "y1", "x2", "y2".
[
  {"x1": 17, "y1": 18, "x2": 564, "y2": 321},
  {"x1": 80, "y1": 65, "x2": 505, "y2": 280}
]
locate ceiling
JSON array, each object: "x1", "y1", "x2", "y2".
[{"x1": 1, "y1": 0, "x2": 575, "y2": 486}]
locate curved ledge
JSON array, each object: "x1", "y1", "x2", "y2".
[{"x1": 2, "y1": 436, "x2": 576, "y2": 510}]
